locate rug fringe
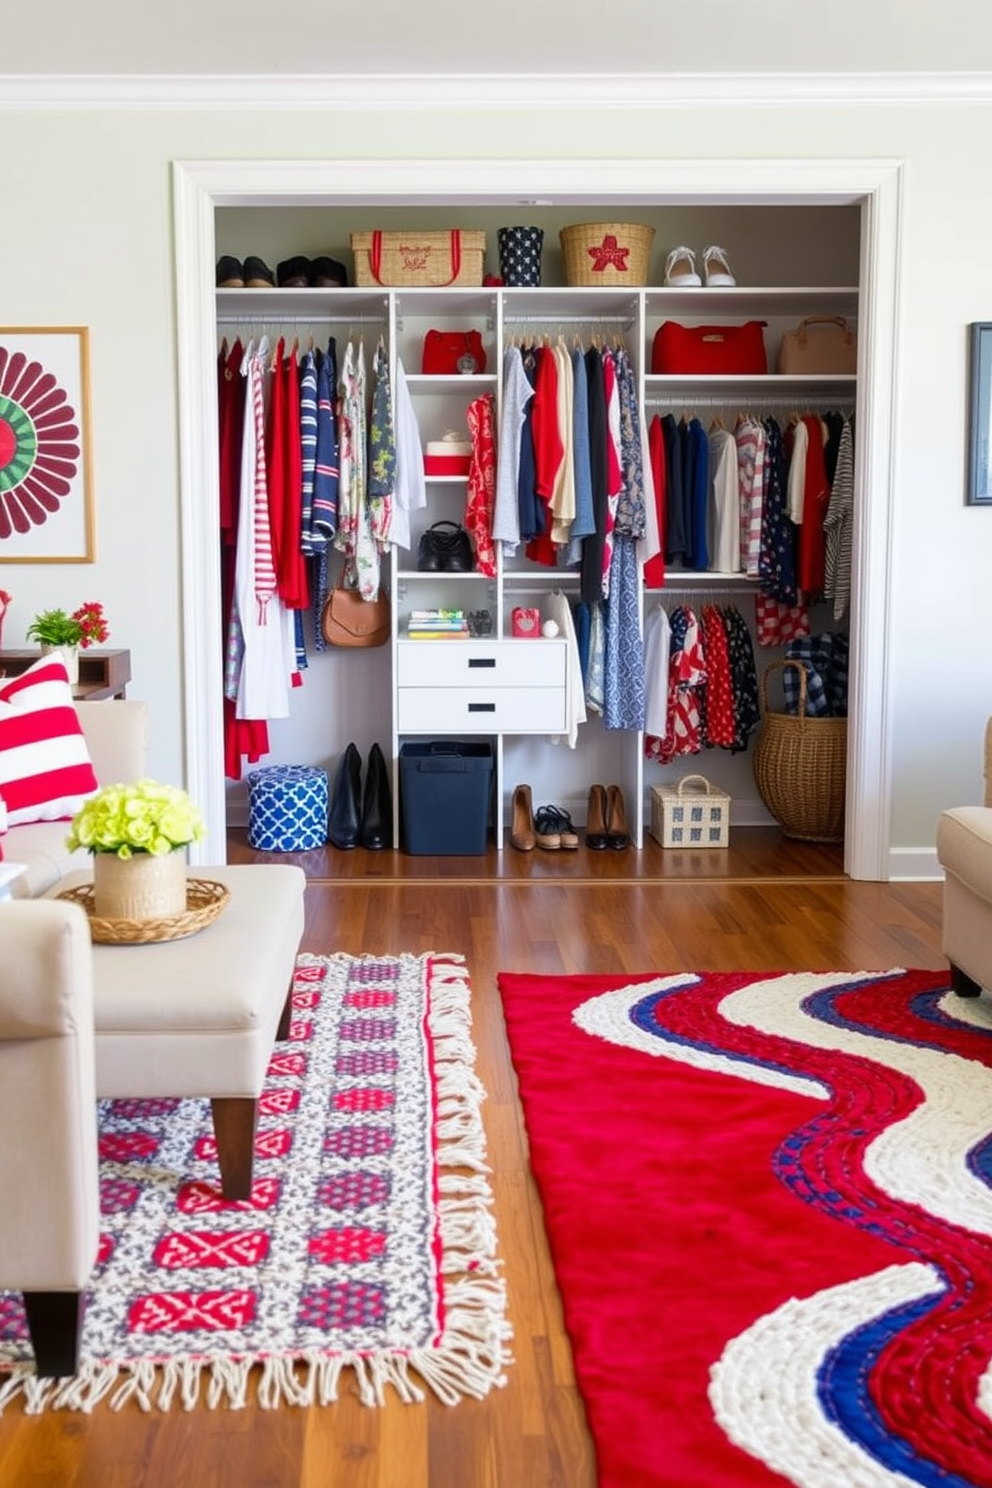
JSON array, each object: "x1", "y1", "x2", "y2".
[{"x1": 0, "y1": 952, "x2": 512, "y2": 1416}]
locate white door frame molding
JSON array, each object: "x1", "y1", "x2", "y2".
[{"x1": 172, "y1": 155, "x2": 903, "y2": 880}]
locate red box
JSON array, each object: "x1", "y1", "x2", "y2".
[{"x1": 423, "y1": 453, "x2": 471, "y2": 477}]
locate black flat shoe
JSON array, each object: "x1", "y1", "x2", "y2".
[
  {"x1": 243, "y1": 254, "x2": 275, "y2": 288},
  {"x1": 310, "y1": 255, "x2": 349, "y2": 287},
  {"x1": 216, "y1": 255, "x2": 245, "y2": 288},
  {"x1": 277, "y1": 255, "x2": 312, "y2": 287}
]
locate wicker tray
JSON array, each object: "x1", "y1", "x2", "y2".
[{"x1": 56, "y1": 877, "x2": 231, "y2": 945}]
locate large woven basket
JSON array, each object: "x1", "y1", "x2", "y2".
[
  {"x1": 752, "y1": 659, "x2": 847, "y2": 843},
  {"x1": 350, "y1": 229, "x2": 486, "y2": 287},
  {"x1": 559, "y1": 222, "x2": 655, "y2": 287}
]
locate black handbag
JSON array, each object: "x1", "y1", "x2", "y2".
[{"x1": 417, "y1": 520, "x2": 474, "y2": 573}]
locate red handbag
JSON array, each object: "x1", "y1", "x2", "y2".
[
  {"x1": 421, "y1": 329, "x2": 487, "y2": 376},
  {"x1": 651, "y1": 320, "x2": 767, "y2": 375}
]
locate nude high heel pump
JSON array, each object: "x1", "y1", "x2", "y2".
[
  {"x1": 605, "y1": 785, "x2": 631, "y2": 850},
  {"x1": 510, "y1": 784, "x2": 536, "y2": 852},
  {"x1": 586, "y1": 784, "x2": 609, "y2": 850}
]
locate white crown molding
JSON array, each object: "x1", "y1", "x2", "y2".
[{"x1": 1, "y1": 70, "x2": 992, "y2": 111}]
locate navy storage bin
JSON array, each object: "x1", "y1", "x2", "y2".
[
  {"x1": 497, "y1": 225, "x2": 544, "y2": 287},
  {"x1": 400, "y1": 741, "x2": 493, "y2": 855},
  {"x1": 246, "y1": 764, "x2": 329, "y2": 851}
]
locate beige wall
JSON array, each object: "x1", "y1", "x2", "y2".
[{"x1": 0, "y1": 96, "x2": 988, "y2": 872}]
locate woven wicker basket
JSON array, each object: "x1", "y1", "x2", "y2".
[
  {"x1": 350, "y1": 229, "x2": 486, "y2": 287},
  {"x1": 752, "y1": 659, "x2": 847, "y2": 843},
  {"x1": 559, "y1": 222, "x2": 655, "y2": 287}
]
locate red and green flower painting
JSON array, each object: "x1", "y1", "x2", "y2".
[{"x1": 0, "y1": 330, "x2": 92, "y2": 560}]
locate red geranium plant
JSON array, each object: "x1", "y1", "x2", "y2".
[{"x1": 72, "y1": 601, "x2": 110, "y2": 649}]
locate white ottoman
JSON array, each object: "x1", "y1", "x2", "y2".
[{"x1": 49, "y1": 863, "x2": 306, "y2": 1199}]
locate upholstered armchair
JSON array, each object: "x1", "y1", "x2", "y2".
[
  {"x1": 936, "y1": 719, "x2": 992, "y2": 998},
  {"x1": 0, "y1": 898, "x2": 100, "y2": 1376}
]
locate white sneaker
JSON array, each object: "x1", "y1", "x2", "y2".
[
  {"x1": 664, "y1": 246, "x2": 701, "y2": 288},
  {"x1": 702, "y1": 245, "x2": 736, "y2": 287}
]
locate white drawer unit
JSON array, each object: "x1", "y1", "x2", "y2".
[
  {"x1": 397, "y1": 638, "x2": 568, "y2": 735},
  {"x1": 397, "y1": 638, "x2": 567, "y2": 689}
]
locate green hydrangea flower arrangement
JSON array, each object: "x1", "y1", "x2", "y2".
[{"x1": 66, "y1": 780, "x2": 206, "y2": 859}]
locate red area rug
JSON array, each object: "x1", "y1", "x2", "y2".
[
  {"x1": 497, "y1": 968, "x2": 992, "y2": 1488},
  {"x1": 0, "y1": 953, "x2": 510, "y2": 1413}
]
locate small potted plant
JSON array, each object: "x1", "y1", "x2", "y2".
[
  {"x1": 66, "y1": 779, "x2": 205, "y2": 921},
  {"x1": 26, "y1": 602, "x2": 110, "y2": 685}
]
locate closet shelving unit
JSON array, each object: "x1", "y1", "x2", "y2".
[{"x1": 215, "y1": 278, "x2": 858, "y2": 851}]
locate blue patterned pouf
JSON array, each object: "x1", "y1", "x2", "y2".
[{"x1": 246, "y1": 765, "x2": 329, "y2": 852}]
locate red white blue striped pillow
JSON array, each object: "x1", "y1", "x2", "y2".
[{"x1": 0, "y1": 655, "x2": 99, "y2": 826}]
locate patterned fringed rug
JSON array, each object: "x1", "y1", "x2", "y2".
[
  {"x1": 498, "y1": 967, "x2": 992, "y2": 1488},
  {"x1": 0, "y1": 952, "x2": 510, "y2": 1414}
]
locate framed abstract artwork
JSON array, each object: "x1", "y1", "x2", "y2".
[
  {"x1": 0, "y1": 327, "x2": 95, "y2": 561},
  {"x1": 968, "y1": 322, "x2": 992, "y2": 505}
]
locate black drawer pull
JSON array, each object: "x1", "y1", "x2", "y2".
[
  {"x1": 467, "y1": 657, "x2": 496, "y2": 669},
  {"x1": 467, "y1": 702, "x2": 496, "y2": 713}
]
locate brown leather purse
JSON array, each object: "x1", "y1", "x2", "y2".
[{"x1": 321, "y1": 574, "x2": 390, "y2": 648}]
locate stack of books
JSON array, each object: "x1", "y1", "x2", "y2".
[{"x1": 407, "y1": 608, "x2": 470, "y2": 639}]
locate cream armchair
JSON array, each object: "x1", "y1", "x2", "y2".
[
  {"x1": 0, "y1": 898, "x2": 100, "y2": 1376},
  {"x1": 936, "y1": 719, "x2": 992, "y2": 998}
]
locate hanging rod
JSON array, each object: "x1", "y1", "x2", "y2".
[
  {"x1": 503, "y1": 314, "x2": 634, "y2": 326},
  {"x1": 647, "y1": 579, "x2": 756, "y2": 595},
  {"x1": 216, "y1": 315, "x2": 387, "y2": 327},
  {"x1": 644, "y1": 393, "x2": 856, "y2": 410},
  {"x1": 504, "y1": 576, "x2": 581, "y2": 592}
]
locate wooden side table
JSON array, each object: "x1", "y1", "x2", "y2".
[{"x1": 0, "y1": 648, "x2": 131, "y2": 700}]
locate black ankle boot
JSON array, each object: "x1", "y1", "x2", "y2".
[
  {"x1": 361, "y1": 743, "x2": 392, "y2": 850},
  {"x1": 328, "y1": 742, "x2": 362, "y2": 849}
]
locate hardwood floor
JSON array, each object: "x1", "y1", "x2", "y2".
[{"x1": 0, "y1": 838, "x2": 945, "y2": 1488}]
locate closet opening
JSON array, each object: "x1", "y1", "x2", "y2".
[{"x1": 172, "y1": 158, "x2": 901, "y2": 880}]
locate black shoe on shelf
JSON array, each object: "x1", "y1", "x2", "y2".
[
  {"x1": 328, "y1": 742, "x2": 362, "y2": 849},
  {"x1": 360, "y1": 743, "x2": 392, "y2": 850},
  {"x1": 277, "y1": 255, "x2": 312, "y2": 287},
  {"x1": 309, "y1": 256, "x2": 349, "y2": 287},
  {"x1": 243, "y1": 255, "x2": 276, "y2": 288},
  {"x1": 216, "y1": 255, "x2": 245, "y2": 288}
]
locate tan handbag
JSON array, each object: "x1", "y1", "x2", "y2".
[
  {"x1": 320, "y1": 576, "x2": 390, "y2": 648},
  {"x1": 776, "y1": 316, "x2": 857, "y2": 375}
]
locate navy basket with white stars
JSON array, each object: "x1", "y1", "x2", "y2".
[
  {"x1": 497, "y1": 226, "x2": 544, "y2": 287},
  {"x1": 246, "y1": 765, "x2": 329, "y2": 851}
]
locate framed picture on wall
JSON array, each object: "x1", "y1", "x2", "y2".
[
  {"x1": 0, "y1": 327, "x2": 94, "y2": 561},
  {"x1": 968, "y1": 322, "x2": 992, "y2": 505}
]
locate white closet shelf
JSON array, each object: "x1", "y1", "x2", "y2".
[
  {"x1": 643, "y1": 286, "x2": 860, "y2": 317},
  {"x1": 393, "y1": 287, "x2": 497, "y2": 319},
  {"x1": 501, "y1": 286, "x2": 641, "y2": 322},
  {"x1": 216, "y1": 287, "x2": 389, "y2": 321}
]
